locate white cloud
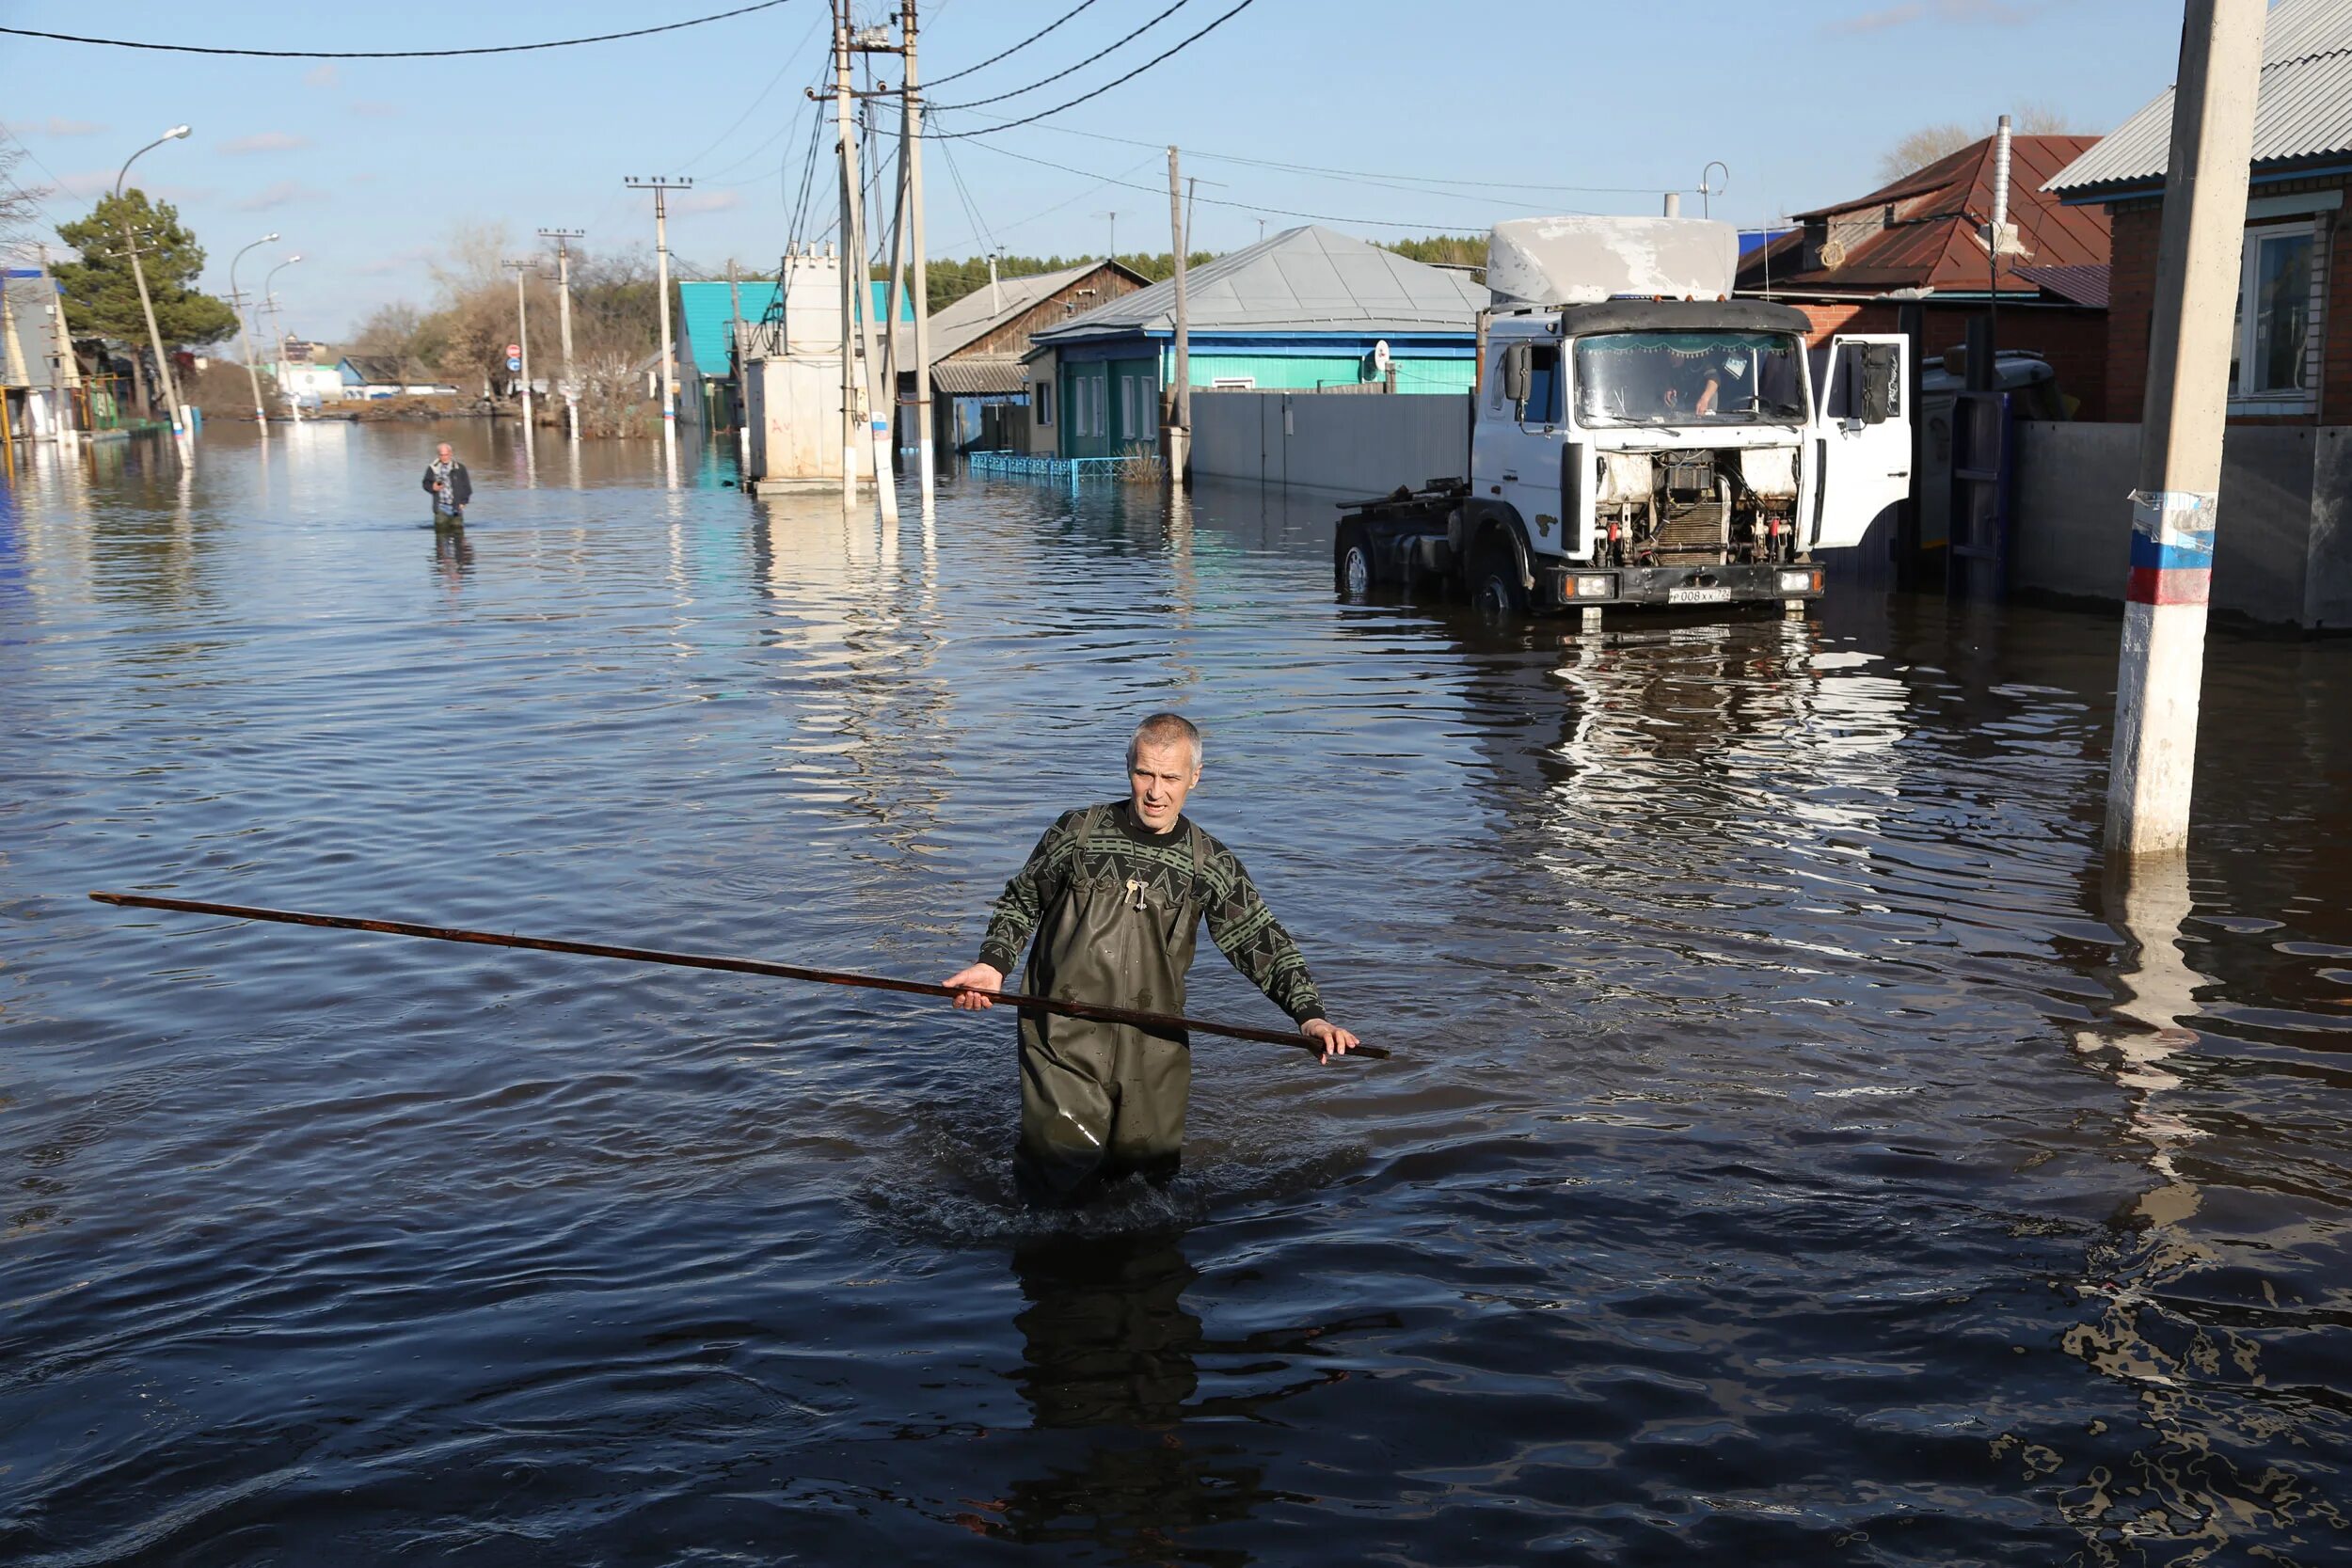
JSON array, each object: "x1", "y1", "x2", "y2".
[
  {"x1": 305, "y1": 62, "x2": 341, "y2": 89},
  {"x1": 356, "y1": 245, "x2": 435, "y2": 277},
  {"x1": 1823, "y1": 0, "x2": 2035, "y2": 34},
  {"x1": 220, "y1": 132, "x2": 311, "y2": 156},
  {"x1": 237, "y1": 181, "x2": 330, "y2": 212},
  {"x1": 670, "y1": 189, "x2": 741, "y2": 217},
  {"x1": 6, "y1": 117, "x2": 107, "y2": 137}
]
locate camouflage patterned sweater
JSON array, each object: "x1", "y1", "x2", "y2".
[{"x1": 977, "y1": 801, "x2": 1327, "y2": 1025}]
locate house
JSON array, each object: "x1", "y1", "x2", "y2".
[
  {"x1": 1020, "y1": 226, "x2": 1486, "y2": 459},
  {"x1": 1738, "y1": 133, "x2": 2112, "y2": 417},
  {"x1": 2, "y1": 270, "x2": 72, "y2": 439},
  {"x1": 675, "y1": 268, "x2": 914, "y2": 430},
  {"x1": 337, "y1": 355, "x2": 457, "y2": 399},
  {"x1": 2047, "y1": 0, "x2": 2352, "y2": 425},
  {"x1": 921, "y1": 259, "x2": 1149, "y2": 455}
]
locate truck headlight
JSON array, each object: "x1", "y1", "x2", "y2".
[
  {"x1": 1574, "y1": 575, "x2": 1613, "y2": 598},
  {"x1": 1778, "y1": 569, "x2": 1819, "y2": 593}
]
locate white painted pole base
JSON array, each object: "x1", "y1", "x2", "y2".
[{"x1": 2106, "y1": 596, "x2": 2210, "y2": 859}]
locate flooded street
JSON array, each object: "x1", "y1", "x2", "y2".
[{"x1": 4, "y1": 422, "x2": 2349, "y2": 1564}]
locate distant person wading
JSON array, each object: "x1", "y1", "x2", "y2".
[
  {"x1": 422, "y1": 443, "x2": 472, "y2": 526},
  {"x1": 945, "y1": 713, "x2": 1360, "y2": 1206}
]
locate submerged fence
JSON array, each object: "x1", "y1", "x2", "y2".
[{"x1": 965, "y1": 451, "x2": 1164, "y2": 492}]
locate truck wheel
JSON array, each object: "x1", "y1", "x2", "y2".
[
  {"x1": 1470, "y1": 544, "x2": 1528, "y2": 617},
  {"x1": 1335, "y1": 523, "x2": 1375, "y2": 598}
]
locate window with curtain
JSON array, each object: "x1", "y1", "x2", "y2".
[{"x1": 2231, "y1": 222, "x2": 2320, "y2": 405}]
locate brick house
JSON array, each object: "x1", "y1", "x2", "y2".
[
  {"x1": 1738, "y1": 134, "x2": 2113, "y2": 417},
  {"x1": 2048, "y1": 0, "x2": 2352, "y2": 425}
]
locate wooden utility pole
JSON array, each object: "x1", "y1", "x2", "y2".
[
  {"x1": 902, "y1": 0, "x2": 935, "y2": 511},
  {"x1": 624, "y1": 178, "x2": 691, "y2": 435},
  {"x1": 1165, "y1": 145, "x2": 1190, "y2": 485},
  {"x1": 501, "y1": 258, "x2": 536, "y2": 434},
  {"x1": 539, "y1": 228, "x2": 583, "y2": 441},
  {"x1": 2105, "y1": 0, "x2": 2265, "y2": 860}
]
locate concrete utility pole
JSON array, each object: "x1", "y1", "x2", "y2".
[
  {"x1": 1987, "y1": 114, "x2": 2014, "y2": 359},
  {"x1": 36, "y1": 245, "x2": 79, "y2": 441},
  {"x1": 830, "y1": 0, "x2": 898, "y2": 527},
  {"x1": 229, "y1": 232, "x2": 278, "y2": 429},
  {"x1": 114, "y1": 125, "x2": 192, "y2": 448},
  {"x1": 262, "y1": 254, "x2": 302, "y2": 422},
  {"x1": 624, "y1": 177, "x2": 691, "y2": 433},
  {"x1": 2105, "y1": 0, "x2": 2266, "y2": 860},
  {"x1": 1165, "y1": 145, "x2": 1190, "y2": 485},
  {"x1": 828, "y1": 4, "x2": 860, "y2": 510},
  {"x1": 539, "y1": 228, "x2": 583, "y2": 441},
  {"x1": 902, "y1": 0, "x2": 935, "y2": 512},
  {"x1": 502, "y1": 258, "x2": 537, "y2": 434}
]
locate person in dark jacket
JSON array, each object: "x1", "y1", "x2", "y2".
[
  {"x1": 422, "y1": 443, "x2": 472, "y2": 525},
  {"x1": 944, "y1": 712, "x2": 1360, "y2": 1205}
]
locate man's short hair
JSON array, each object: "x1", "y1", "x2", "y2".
[{"x1": 1127, "y1": 711, "x2": 1201, "y2": 771}]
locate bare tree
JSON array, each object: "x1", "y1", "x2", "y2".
[
  {"x1": 1875, "y1": 103, "x2": 2093, "y2": 185},
  {"x1": 1, "y1": 144, "x2": 45, "y2": 242}
]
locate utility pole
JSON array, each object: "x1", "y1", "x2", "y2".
[
  {"x1": 624, "y1": 177, "x2": 691, "y2": 434},
  {"x1": 826, "y1": 0, "x2": 898, "y2": 527},
  {"x1": 1987, "y1": 114, "x2": 2013, "y2": 366},
  {"x1": 539, "y1": 228, "x2": 583, "y2": 441},
  {"x1": 113, "y1": 125, "x2": 192, "y2": 450},
  {"x1": 1165, "y1": 145, "x2": 1189, "y2": 485},
  {"x1": 501, "y1": 258, "x2": 537, "y2": 435},
  {"x1": 229, "y1": 232, "x2": 278, "y2": 431},
  {"x1": 2105, "y1": 0, "x2": 2265, "y2": 860},
  {"x1": 825, "y1": 4, "x2": 859, "y2": 509},
  {"x1": 36, "y1": 244, "x2": 79, "y2": 441},
  {"x1": 1094, "y1": 210, "x2": 1119, "y2": 263},
  {"x1": 903, "y1": 0, "x2": 935, "y2": 512}
]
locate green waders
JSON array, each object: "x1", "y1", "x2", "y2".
[{"x1": 1015, "y1": 804, "x2": 1206, "y2": 1205}]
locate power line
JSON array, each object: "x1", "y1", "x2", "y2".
[
  {"x1": 670, "y1": 8, "x2": 828, "y2": 174},
  {"x1": 930, "y1": 0, "x2": 1192, "y2": 112},
  {"x1": 949, "y1": 131, "x2": 1500, "y2": 232},
  {"x1": 0, "y1": 2, "x2": 796, "y2": 58},
  {"x1": 922, "y1": 0, "x2": 1104, "y2": 91},
  {"x1": 926, "y1": 0, "x2": 1261, "y2": 139}
]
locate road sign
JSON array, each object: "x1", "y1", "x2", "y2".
[
  {"x1": 506, "y1": 343, "x2": 520, "y2": 357},
  {"x1": 506, "y1": 356, "x2": 521, "y2": 372}
]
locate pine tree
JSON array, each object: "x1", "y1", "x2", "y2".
[{"x1": 54, "y1": 190, "x2": 240, "y2": 348}]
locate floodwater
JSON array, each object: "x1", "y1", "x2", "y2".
[{"x1": 3, "y1": 422, "x2": 2349, "y2": 1566}]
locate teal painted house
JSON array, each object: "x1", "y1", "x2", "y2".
[
  {"x1": 676, "y1": 277, "x2": 914, "y2": 430},
  {"x1": 1020, "y1": 226, "x2": 1484, "y2": 459}
]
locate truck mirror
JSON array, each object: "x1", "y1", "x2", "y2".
[{"x1": 1502, "y1": 342, "x2": 1530, "y2": 406}]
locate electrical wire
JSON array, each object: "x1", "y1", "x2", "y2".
[
  {"x1": 926, "y1": 0, "x2": 1260, "y2": 139},
  {"x1": 921, "y1": 0, "x2": 1104, "y2": 91},
  {"x1": 0, "y1": 2, "x2": 796, "y2": 58},
  {"x1": 670, "y1": 8, "x2": 828, "y2": 174},
  {"x1": 928, "y1": 0, "x2": 1192, "y2": 112}
]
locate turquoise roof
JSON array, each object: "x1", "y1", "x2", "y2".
[{"x1": 676, "y1": 277, "x2": 914, "y2": 380}]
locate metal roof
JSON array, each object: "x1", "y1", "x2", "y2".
[
  {"x1": 930, "y1": 355, "x2": 1026, "y2": 397},
  {"x1": 1031, "y1": 226, "x2": 1486, "y2": 345},
  {"x1": 2014, "y1": 262, "x2": 2111, "y2": 309},
  {"x1": 3, "y1": 273, "x2": 64, "y2": 388},
  {"x1": 1754, "y1": 134, "x2": 2108, "y2": 295},
  {"x1": 925, "y1": 261, "x2": 1145, "y2": 360},
  {"x1": 2049, "y1": 0, "x2": 2352, "y2": 197}
]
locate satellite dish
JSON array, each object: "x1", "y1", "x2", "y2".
[
  {"x1": 1819, "y1": 238, "x2": 1849, "y2": 271},
  {"x1": 1368, "y1": 339, "x2": 1392, "y2": 378}
]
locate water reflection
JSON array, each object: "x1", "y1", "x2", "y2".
[
  {"x1": 963, "y1": 1234, "x2": 1280, "y2": 1557},
  {"x1": 432, "y1": 523, "x2": 475, "y2": 590}
]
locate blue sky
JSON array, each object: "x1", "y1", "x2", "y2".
[{"x1": 1, "y1": 0, "x2": 2183, "y2": 340}]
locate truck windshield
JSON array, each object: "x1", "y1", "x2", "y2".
[{"x1": 1573, "y1": 331, "x2": 1806, "y2": 426}]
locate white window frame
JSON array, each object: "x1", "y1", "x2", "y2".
[{"x1": 2229, "y1": 218, "x2": 2324, "y2": 414}]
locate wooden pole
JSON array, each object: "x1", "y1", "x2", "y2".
[{"x1": 88, "y1": 891, "x2": 1385, "y2": 1060}]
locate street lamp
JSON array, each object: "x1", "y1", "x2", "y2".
[
  {"x1": 230, "y1": 231, "x2": 279, "y2": 428},
  {"x1": 262, "y1": 255, "x2": 303, "y2": 420},
  {"x1": 1699, "y1": 161, "x2": 1731, "y2": 221},
  {"x1": 114, "y1": 124, "x2": 193, "y2": 445}
]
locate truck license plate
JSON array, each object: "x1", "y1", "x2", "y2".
[{"x1": 1669, "y1": 586, "x2": 1733, "y2": 605}]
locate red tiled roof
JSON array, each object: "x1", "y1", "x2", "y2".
[{"x1": 1745, "y1": 135, "x2": 2110, "y2": 297}]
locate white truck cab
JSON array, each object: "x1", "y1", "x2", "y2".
[{"x1": 1336, "y1": 216, "x2": 1913, "y2": 613}]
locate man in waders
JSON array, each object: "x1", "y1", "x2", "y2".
[
  {"x1": 421, "y1": 442, "x2": 471, "y2": 527},
  {"x1": 944, "y1": 713, "x2": 1360, "y2": 1205}
]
